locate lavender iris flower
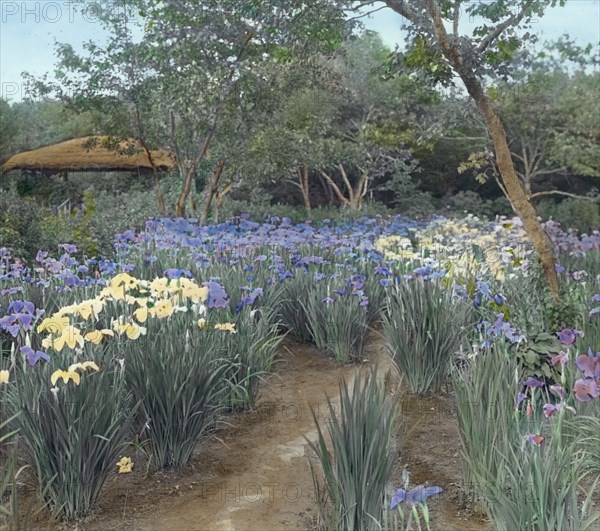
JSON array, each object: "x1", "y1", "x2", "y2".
[{"x1": 390, "y1": 485, "x2": 443, "y2": 509}]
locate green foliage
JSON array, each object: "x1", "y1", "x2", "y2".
[
  {"x1": 383, "y1": 278, "x2": 472, "y2": 394},
  {"x1": 211, "y1": 307, "x2": 282, "y2": 411},
  {"x1": 123, "y1": 317, "x2": 229, "y2": 470},
  {"x1": 275, "y1": 270, "x2": 315, "y2": 343},
  {"x1": 537, "y1": 198, "x2": 600, "y2": 235},
  {"x1": 0, "y1": 186, "x2": 42, "y2": 260},
  {"x1": 307, "y1": 368, "x2": 399, "y2": 531},
  {"x1": 446, "y1": 190, "x2": 512, "y2": 219},
  {"x1": 452, "y1": 345, "x2": 519, "y2": 510},
  {"x1": 6, "y1": 350, "x2": 135, "y2": 521},
  {"x1": 455, "y1": 342, "x2": 600, "y2": 531},
  {"x1": 515, "y1": 332, "x2": 563, "y2": 381},
  {"x1": 302, "y1": 281, "x2": 369, "y2": 364}
]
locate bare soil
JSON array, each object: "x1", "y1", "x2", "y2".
[{"x1": 10, "y1": 338, "x2": 492, "y2": 531}]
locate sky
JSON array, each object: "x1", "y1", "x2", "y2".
[{"x1": 1, "y1": 0, "x2": 599, "y2": 102}]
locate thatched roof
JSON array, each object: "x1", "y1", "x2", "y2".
[{"x1": 1, "y1": 136, "x2": 175, "y2": 174}]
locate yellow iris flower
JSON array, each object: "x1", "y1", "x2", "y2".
[
  {"x1": 76, "y1": 299, "x2": 105, "y2": 321},
  {"x1": 84, "y1": 329, "x2": 114, "y2": 345},
  {"x1": 116, "y1": 456, "x2": 133, "y2": 474},
  {"x1": 154, "y1": 299, "x2": 174, "y2": 319},
  {"x1": 133, "y1": 306, "x2": 149, "y2": 323},
  {"x1": 50, "y1": 369, "x2": 81, "y2": 386},
  {"x1": 37, "y1": 315, "x2": 70, "y2": 334},
  {"x1": 110, "y1": 273, "x2": 138, "y2": 290},
  {"x1": 197, "y1": 318, "x2": 209, "y2": 329},
  {"x1": 179, "y1": 280, "x2": 209, "y2": 303},
  {"x1": 113, "y1": 319, "x2": 146, "y2": 340},
  {"x1": 68, "y1": 361, "x2": 100, "y2": 373},
  {"x1": 0, "y1": 370, "x2": 9, "y2": 385},
  {"x1": 215, "y1": 322, "x2": 236, "y2": 334},
  {"x1": 51, "y1": 325, "x2": 85, "y2": 352},
  {"x1": 149, "y1": 277, "x2": 172, "y2": 296}
]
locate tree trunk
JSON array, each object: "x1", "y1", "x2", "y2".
[
  {"x1": 175, "y1": 128, "x2": 216, "y2": 218},
  {"x1": 138, "y1": 139, "x2": 167, "y2": 216},
  {"x1": 464, "y1": 78, "x2": 559, "y2": 299},
  {"x1": 297, "y1": 165, "x2": 311, "y2": 217},
  {"x1": 200, "y1": 159, "x2": 225, "y2": 225},
  {"x1": 381, "y1": 0, "x2": 560, "y2": 299}
]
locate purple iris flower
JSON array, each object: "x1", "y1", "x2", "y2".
[
  {"x1": 549, "y1": 384, "x2": 566, "y2": 400},
  {"x1": 164, "y1": 268, "x2": 192, "y2": 279},
  {"x1": 557, "y1": 328, "x2": 583, "y2": 346},
  {"x1": 204, "y1": 280, "x2": 229, "y2": 309},
  {"x1": 20, "y1": 346, "x2": 50, "y2": 366},
  {"x1": 390, "y1": 485, "x2": 443, "y2": 509},
  {"x1": 516, "y1": 392, "x2": 527, "y2": 408},
  {"x1": 321, "y1": 297, "x2": 335, "y2": 304},
  {"x1": 551, "y1": 351, "x2": 569, "y2": 366},
  {"x1": 573, "y1": 379, "x2": 599, "y2": 402},
  {"x1": 575, "y1": 349, "x2": 600, "y2": 380},
  {"x1": 523, "y1": 376, "x2": 544, "y2": 389},
  {"x1": 0, "y1": 315, "x2": 20, "y2": 337}
]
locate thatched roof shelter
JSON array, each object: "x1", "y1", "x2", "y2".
[{"x1": 1, "y1": 136, "x2": 175, "y2": 175}]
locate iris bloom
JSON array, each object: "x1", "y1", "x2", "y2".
[
  {"x1": 557, "y1": 328, "x2": 583, "y2": 346},
  {"x1": 523, "y1": 433, "x2": 544, "y2": 446},
  {"x1": 390, "y1": 485, "x2": 443, "y2": 509},
  {"x1": 84, "y1": 329, "x2": 114, "y2": 345},
  {"x1": 75, "y1": 299, "x2": 104, "y2": 320},
  {"x1": 0, "y1": 370, "x2": 8, "y2": 385},
  {"x1": 50, "y1": 369, "x2": 81, "y2": 386},
  {"x1": 113, "y1": 319, "x2": 146, "y2": 340},
  {"x1": 20, "y1": 346, "x2": 50, "y2": 366},
  {"x1": 68, "y1": 361, "x2": 100, "y2": 373},
  {"x1": 154, "y1": 299, "x2": 174, "y2": 319},
  {"x1": 116, "y1": 456, "x2": 133, "y2": 474},
  {"x1": 37, "y1": 315, "x2": 69, "y2": 334},
  {"x1": 573, "y1": 379, "x2": 599, "y2": 402},
  {"x1": 215, "y1": 322, "x2": 236, "y2": 333},
  {"x1": 51, "y1": 325, "x2": 85, "y2": 352}
]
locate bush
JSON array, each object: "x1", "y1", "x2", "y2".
[
  {"x1": 537, "y1": 198, "x2": 600, "y2": 234},
  {"x1": 6, "y1": 348, "x2": 135, "y2": 521},
  {"x1": 0, "y1": 186, "x2": 43, "y2": 260},
  {"x1": 308, "y1": 367, "x2": 399, "y2": 530},
  {"x1": 445, "y1": 190, "x2": 512, "y2": 219},
  {"x1": 383, "y1": 277, "x2": 472, "y2": 394}
]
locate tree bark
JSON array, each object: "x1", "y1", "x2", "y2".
[
  {"x1": 384, "y1": 0, "x2": 560, "y2": 299},
  {"x1": 457, "y1": 77, "x2": 559, "y2": 299},
  {"x1": 200, "y1": 158, "x2": 225, "y2": 225},
  {"x1": 297, "y1": 165, "x2": 312, "y2": 217}
]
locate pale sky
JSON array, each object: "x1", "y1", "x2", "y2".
[{"x1": 1, "y1": 0, "x2": 599, "y2": 102}]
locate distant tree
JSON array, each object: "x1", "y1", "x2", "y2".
[{"x1": 348, "y1": 0, "x2": 570, "y2": 298}]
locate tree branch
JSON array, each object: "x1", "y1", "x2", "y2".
[
  {"x1": 477, "y1": 0, "x2": 536, "y2": 54},
  {"x1": 319, "y1": 169, "x2": 350, "y2": 206},
  {"x1": 531, "y1": 190, "x2": 599, "y2": 202}
]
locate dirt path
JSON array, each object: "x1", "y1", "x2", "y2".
[
  {"x1": 80, "y1": 342, "x2": 379, "y2": 531},
  {"x1": 22, "y1": 339, "x2": 490, "y2": 531}
]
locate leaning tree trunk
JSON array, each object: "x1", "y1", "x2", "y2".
[
  {"x1": 462, "y1": 76, "x2": 559, "y2": 299},
  {"x1": 417, "y1": 0, "x2": 560, "y2": 300},
  {"x1": 200, "y1": 158, "x2": 225, "y2": 225}
]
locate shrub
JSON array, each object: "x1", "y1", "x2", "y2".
[
  {"x1": 302, "y1": 278, "x2": 369, "y2": 363},
  {"x1": 383, "y1": 277, "x2": 472, "y2": 394},
  {"x1": 6, "y1": 348, "x2": 135, "y2": 521},
  {"x1": 123, "y1": 314, "x2": 229, "y2": 469},
  {"x1": 537, "y1": 197, "x2": 600, "y2": 234},
  {"x1": 0, "y1": 186, "x2": 42, "y2": 260},
  {"x1": 308, "y1": 367, "x2": 399, "y2": 530}
]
